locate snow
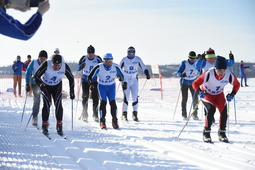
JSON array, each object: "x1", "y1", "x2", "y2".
[{"x1": 0, "y1": 77, "x2": 255, "y2": 170}]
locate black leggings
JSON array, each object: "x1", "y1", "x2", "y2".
[
  {"x1": 203, "y1": 101, "x2": 228, "y2": 130},
  {"x1": 41, "y1": 82, "x2": 63, "y2": 122}
]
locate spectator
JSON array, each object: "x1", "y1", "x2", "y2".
[
  {"x1": 239, "y1": 60, "x2": 249, "y2": 87},
  {"x1": 12, "y1": 55, "x2": 27, "y2": 97}
]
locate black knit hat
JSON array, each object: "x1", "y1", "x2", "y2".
[
  {"x1": 38, "y1": 50, "x2": 48, "y2": 58},
  {"x1": 215, "y1": 56, "x2": 227, "y2": 69},
  {"x1": 87, "y1": 45, "x2": 95, "y2": 54},
  {"x1": 52, "y1": 55, "x2": 62, "y2": 64},
  {"x1": 189, "y1": 51, "x2": 196, "y2": 58}
]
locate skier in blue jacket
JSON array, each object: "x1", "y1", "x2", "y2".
[
  {"x1": 0, "y1": 0, "x2": 50, "y2": 40},
  {"x1": 25, "y1": 50, "x2": 48, "y2": 127}
]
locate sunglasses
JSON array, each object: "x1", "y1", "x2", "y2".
[
  {"x1": 128, "y1": 50, "x2": 135, "y2": 53},
  {"x1": 53, "y1": 63, "x2": 61, "y2": 66}
]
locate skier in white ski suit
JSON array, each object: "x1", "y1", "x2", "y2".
[{"x1": 119, "y1": 46, "x2": 150, "y2": 122}]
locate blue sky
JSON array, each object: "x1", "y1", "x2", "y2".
[{"x1": 1, "y1": 0, "x2": 255, "y2": 66}]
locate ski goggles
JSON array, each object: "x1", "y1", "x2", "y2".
[{"x1": 104, "y1": 59, "x2": 113, "y2": 62}]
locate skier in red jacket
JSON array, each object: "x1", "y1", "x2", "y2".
[{"x1": 192, "y1": 56, "x2": 240, "y2": 143}]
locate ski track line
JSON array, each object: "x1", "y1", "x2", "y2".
[
  {"x1": 71, "y1": 122, "x2": 183, "y2": 169},
  {"x1": 94, "y1": 120, "x2": 255, "y2": 170},
  {"x1": 35, "y1": 128, "x2": 109, "y2": 170},
  {"x1": 80, "y1": 121, "x2": 234, "y2": 169}
]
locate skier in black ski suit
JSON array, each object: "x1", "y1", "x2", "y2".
[{"x1": 34, "y1": 54, "x2": 75, "y2": 136}]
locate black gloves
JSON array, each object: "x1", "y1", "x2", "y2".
[
  {"x1": 245, "y1": 66, "x2": 250, "y2": 68},
  {"x1": 40, "y1": 83, "x2": 47, "y2": 91},
  {"x1": 70, "y1": 90, "x2": 75, "y2": 100},
  {"x1": 180, "y1": 72, "x2": 186, "y2": 78},
  {"x1": 90, "y1": 82, "x2": 97, "y2": 91},
  {"x1": 198, "y1": 53, "x2": 205, "y2": 60},
  {"x1": 80, "y1": 62, "x2": 86, "y2": 69},
  {"x1": 122, "y1": 82, "x2": 127, "y2": 90},
  {"x1": 144, "y1": 69, "x2": 150, "y2": 79},
  {"x1": 229, "y1": 52, "x2": 234, "y2": 60},
  {"x1": 26, "y1": 84, "x2": 30, "y2": 92}
]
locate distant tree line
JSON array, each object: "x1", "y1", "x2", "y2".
[{"x1": 0, "y1": 62, "x2": 254, "y2": 78}]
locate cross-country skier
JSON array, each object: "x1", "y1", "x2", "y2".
[
  {"x1": 192, "y1": 56, "x2": 240, "y2": 143},
  {"x1": 25, "y1": 50, "x2": 48, "y2": 127},
  {"x1": 34, "y1": 54, "x2": 75, "y2": 136},
  {"x1": 239, "y1": 60, "x2": 249, "y2": 87},
  {"x1": 88, "y1": 53, "x2": 127, "y2": 129},
  {"x1": 77, "y1": 45, "x2": 102, "y2": 122},
  {"x1": 176, "y1": 51, "x2": 199, "y2": 120},
  {"x1": 119, "y1": 46, "x2": 150, "y2": 122}
]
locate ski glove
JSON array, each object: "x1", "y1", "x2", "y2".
[
  {"x1": 70, "y1": 91, "x2": 75, "y2": 100},
  {"x1": 90, "y1": 82, "x2": 97, "y2": 91},
  {"x1": 229, "y1": 52, "x2": 234, "y2": 60},
  {"x1": 80, "y1": 63, "x2": 86, "y2": 69},
  {"x1": 199, "y1": 53, "x2": 206, "y2": 60},
  {"x1": 180, "y1": 72, "x2": 186, "y2": 78},
  {"x1": 40, "y1": 83, "x2": 47, "y2": 91},
  {"x1": 226, "y1": 93, "x2": 234, "y2": 102},
  {"x1": 122, "y1": 82, "x2": 127, "y2": 90},
  {"x1": 144, "y1": 69, "x2": 150, "y2": 79},
  {"x1": 26, "y1": 84, "x2": 30, "y2": 92},
  {"x1": 199, "y1": 90, "x2": 207, "y2": 98},
  {"x1": 245, "y1": 66, "x2": 250, "y2": 68}
]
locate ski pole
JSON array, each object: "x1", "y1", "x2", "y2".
[
  {"x1": 187, "y1": 91, "x2": 198, "y2": 118},
  {"x1": 227, "y1": 101, "x2": 230, "y2": 136},
  {"x1": 172, "y1": 79, "x2": 183, "y2": 120},
  {"x1": 138, "y1": 79, "x2": 148, "y2": 97},
  {"x1": 177, "y1": 99, "x2": 201, "y2": 138},
  {"x1": 24, "y1": 91, "x2": 41, "y2": 131},
  {"x1": 75, "y1": 78, "x2": 82, "y2": 119},
  {"x1": 233, "y1": 96, "x2": 237, "y2": 124},
  {"x1": 71, "y1": 99, "x2": 74, "y2": 131},
  {"x1": 21, "y1": 92, "x2": 28, "y2": 122}
]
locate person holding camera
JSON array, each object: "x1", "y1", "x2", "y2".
[
  {"x1": 12, "y1": 55, "x2": 27, "y2": 97},
  {"x1": 239, "y1": 60, "x2": 249, "y2": 87},
  {"x1": 0, "y1": 0, "x2": 50, "y2": 40},
  {"x1": 176, "y1": 51, "x2": 199, "y2": 120},
  {"x1": 88, "y1": 53, "x2": 126, "y2": 129},
  {"x1": 195, "y1": 48, "x2": 235, "y2": 73},
  {"x1": 119, "y1": 46, "x2": 150, "y2": 122},
  {"x1": 33, "y1": 54, "x2": 75, "y2": 136},
  {"x1": 192, "y1": 56, "x2": 240, "y2": 143},
  {"x1": 77, "y1": 45, "x2": 102, "y2": 122},
  {"x1": 25, "y1": 50, "x2": 48, "y2": 127}
]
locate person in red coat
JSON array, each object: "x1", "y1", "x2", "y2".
[{"x1": 192, "y1": 56, "x2": 240, "y2": 143}]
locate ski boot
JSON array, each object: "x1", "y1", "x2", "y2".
[
  {"x1": 132, "y1": 111, "x2": 139, "y2": 122},
  {"x1": 112, "y1": 117, "x2": 119, "y2": 129},
  {"x1": 42, "y1": 121, "x2": 49, "y2": 135},
  {"x1": 182, "y1": 116, "x2": 187, "y2": 120},
  {"x1": 32, "y1": 116, "x2": 38, "y2": 127},
  {"x1": 193, "y1": 115, "x2": 199, "y2": 120},
  {"x1": 203, "y1": 128, "x2": 212, "y2": 143},
  {"x1": 93, "y1": 112, "x2": 99, "y2": 122},
  {"x1": 56, "y1": 121, "x2": 64, "y2": 136},
  {"x1": 122, "y1": 111, "x2": 128, "y2": 121},
  {"x1": 218, "y1": 129, "x2": 228, "y2": 143},
  {"x1": 100, "y1": 118, "x2": 106, "y2": 129}
]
